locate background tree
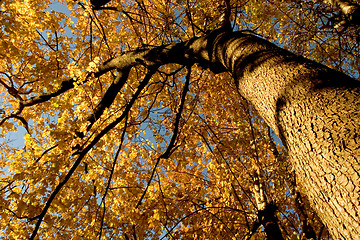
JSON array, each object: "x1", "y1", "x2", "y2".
[{"x1": 0, "y1": 0, "x2": 359, "y2": 239}]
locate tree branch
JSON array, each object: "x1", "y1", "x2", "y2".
[
  {"x1": 98, "y1": 114, "x2": 128, "y2": 239},
  {"x1": 86, "y1": 69, "x2": 130, "y2": 131},
  {"x1": 135, "y1": 66, "x2": 192, "y2": 208}
]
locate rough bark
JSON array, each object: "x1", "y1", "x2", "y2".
[{"x1": 208, "y1": 31, "x2": 360, "y2": 239}]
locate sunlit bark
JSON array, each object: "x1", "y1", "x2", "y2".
[{"x1": 209, "y1": 30, "x2": 360, "y2": 239}]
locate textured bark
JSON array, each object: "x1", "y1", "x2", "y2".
[{"x1": 208, "y1": 31, "x2": 360, "y2": 239}]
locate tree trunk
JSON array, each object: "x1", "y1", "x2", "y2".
[{"x1": 207, "y1": 31, "x2": 360, "y2": 239}]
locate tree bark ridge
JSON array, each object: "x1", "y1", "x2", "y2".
[{"x1": 210, "y1": 31, "x2": 360, "y2": 239}]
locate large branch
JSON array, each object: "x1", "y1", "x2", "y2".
[
  {"x1": 17, "y1": 27, "x2": 228, "y2": 116},
  {"x1": 86, "y1": 69, "x2": 130, "y2": 131}
]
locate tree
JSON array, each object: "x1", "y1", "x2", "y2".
[{"x1": 0, "y1": 0, "x2": 359, "y2": 239}]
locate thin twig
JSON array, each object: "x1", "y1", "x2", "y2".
[
  {"x1": 135, "y1": 66, "x2": 192, "y2": 208},
  {"x1": 98, "y1": 114, "x2": 128, "y2": 239}
]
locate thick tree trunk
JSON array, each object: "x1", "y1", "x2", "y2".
[{"x1": 208, "y1": 31, "x2": 360, "y2": 239}]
